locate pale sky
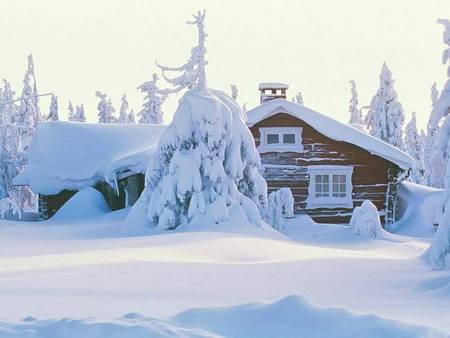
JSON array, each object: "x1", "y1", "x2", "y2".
[{"x1": 1, "y1": 0, "x2": 449, "y2": 128}]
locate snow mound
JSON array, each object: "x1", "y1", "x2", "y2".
[
  {"x1": 350, "y1": 200, "x2": 384, "y2": 238},
  {"x1": 51, "y1": 187, "x2": 110, "y2": 221},
  {"x1": 395, "y1": 182, "x2": 445, "y2": 237},
  {"x1": 246, "y1": 99, "x2": 413, "y2": 170},
  {"x1": 0, "y1": 296, "x2": 446, "y2": 338},
  {"x1": 22, "y1": 122, "x2": 167, "y2": 195}
]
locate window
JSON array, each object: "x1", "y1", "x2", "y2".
[
  {"x1": 307, "y1": 166, "x2": 353, "y2": 208},
  {"x1": 259, "y1": 127, "x2": 303, "y2": 152}
]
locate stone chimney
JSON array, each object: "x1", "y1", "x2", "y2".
[{"x1": 259, "y1": 83, "x2": 288, "y2": 104}]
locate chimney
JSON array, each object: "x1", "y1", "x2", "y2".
[{"x1": 259, "y1": 83, "x2": 289, "y2": 104}]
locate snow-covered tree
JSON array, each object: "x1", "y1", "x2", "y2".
[
  {"x1": 67, "y1": 101, "x2": 75, "y2": 121},
  {"x1": 0, "y1": 80, "x2": 18, "y2": 124},
  {"x1": 429, "y1": 19, "x2": 450, "y2": 188},
  {"x1": 266, "y1": 188, "x2": 294, "y2": 229},
  {"x1": 47, "y1": 94, "x2": 59, "y2": 121},
  {"x1": 138, "y1": 74, "x2": 166, "y2": 124},
  {"x1": 348, "y1": 80, "x2": 363, "y2": 124},
  {"x1": 365, "y1": 63, "x2": 405, "y2": 149},
  {"x1": 292, "y1": 91, "x2": 304, "y2": 105},
  {"x1": 427, "y1": 193, "x2": 450, "y2": 270},
  {"x1": 74, "y1": 104, "x2": 86, "y2": 122},
  {"x1": 350, "y1": 200, "x2": 384, "y2": 238},
  {"x1": 135, "y1": 11, "x2": 267, "y2": 230},
  {"x1": 96, "y1": 91, "x2": 116, "y2": 123},
  {"x1": 424, "y1": 83, "x2": 442, "y2": 186},
  {"x1": 127, "y1": 109, "x2": 136, "y2": 124},
  {"x1": 230, "y1": 84, "x2": 238, "y2": 101},
  {"x1": 119, "y1": 94, "x2": 129, "y2": 123},
  {"x1": 404, "y1": 112, "x2": 426, "y2": 184}
]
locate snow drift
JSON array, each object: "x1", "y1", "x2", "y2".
[{"x1": 0, "y1": 296, "x2": 446, "y2": 338}]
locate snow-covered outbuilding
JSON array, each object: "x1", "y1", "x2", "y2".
[
  {"x1": 247, "y1": 84, "x2": 414, "y2": 225},
  {"x1": 13, "y1": 122, "x2": 166, "y2": 219}
]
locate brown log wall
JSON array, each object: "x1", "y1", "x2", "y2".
[{"x1": 250, "y1": 113, "x2": 402, "y2": 224}]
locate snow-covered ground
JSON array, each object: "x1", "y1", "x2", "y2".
[{"x1": 0, "y1": 188, "x2": 449, "y2": 337}]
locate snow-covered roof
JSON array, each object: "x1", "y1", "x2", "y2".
[
  {"x1": 258, "y1": 83, "x2": 289, "y2": 90},
  {"x1": 15, "y1": 122, "x2": 167, "y2": 195},
  {"x1": 246, "y1": 99, "x2": 414, "y2": 170}
]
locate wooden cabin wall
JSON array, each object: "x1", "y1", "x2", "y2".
[{"x1": 250, "y1": 113, "x2": 403, "y2": 225}]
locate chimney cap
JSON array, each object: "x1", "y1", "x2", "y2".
[{"x1": 258, "y1": 82, "x2": 289, "y2": 90}]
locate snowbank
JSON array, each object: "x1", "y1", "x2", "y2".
[
  {"x1": 51, "y1": 187, "x2": 110, "y2": 221},
  {"x1": 19, "y1": 122, "x2": 167, "y2": 195},
  {"x1": 246, "y1": 99, "x2": 414, "y2": 170},
  {"x1": 0, "y1": 296, "x2": 446, "y2": 338},
  {"x1": 350, "y1": 200, "x2": 384, "y2": 238},
  {"x1": 394, "y1": 181, "x2": 445, "y2": 237}
]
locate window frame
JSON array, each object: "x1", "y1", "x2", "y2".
[
  {"x1": 258, "y1": 127, "x2": 304, "y2": 152},
  {"x1": 306, "y1": 165, "x2": 353, "y2": 209}
]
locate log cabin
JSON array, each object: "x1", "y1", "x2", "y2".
[{"x1": 248, "y1": 83, "x2": 414, "y2": 225}]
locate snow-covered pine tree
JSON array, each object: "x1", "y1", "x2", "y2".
[
  {"x1": 138, "y1": 74, "x2": 166, "y2": 124},
  {"x1": 424, "y1": 83, "x2": 442, "y2": 186},
  {"x1": 119, "y1": 94, "x2": 129, "y2": 123},
  {"x1": 230, "y1": 84, "x2": 238, "y2": 101},
  {"x1": 127, "y1": 109, "x2": 136, "y2": 124},
  {"x1": 0, "y1": 80, "x2": 18, "y2": 124},
  {"x1": 96, "y1": 91, "x2": 116, "y2": 123},
  {"x1": 427, "y1": 191, "x2": 450, "y2": 270},
  {"x1": 74, "y1": 104, "x2": 86, "y2": 122},
  {"x1": 404, "y1": 112, "x2": 426, "y2": 184},
  {"x1": 428, "y1": 19, "x2": 450, "y2": 188},
  {"x1": 348, "y1": 80, "x2": 363, "y2": 124},
  {"x1": 135, "y1": 11, "x2": 267, "y2": 230},
  {"x1": 365, "y1": 63, "x2": 405, "y2": 149},
  {"x1": 67, "y1": 101, "x2": 75, "y2": 121},
  {"x1": 47, "y1": 94, "x2": 59, "y2": 121},
  {"x1": 292, "y1": 91, "x2": 304, "y2": 105}
]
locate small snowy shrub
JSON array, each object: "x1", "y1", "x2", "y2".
[
  {"x1": 0, "y1": 197, "x2": 21, "y2": 219},
  {"x1": 266, "y1": 188, "x2": 294, "y2": 229},
  {"x1": 350, "y1": 200, "x2": 383, "y2": 238},
  {"x1": 427, "y1": 194, "x2": 450, "y2": 270}
]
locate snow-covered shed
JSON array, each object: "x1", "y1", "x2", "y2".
[
  {"x1": 14, "y1": 122, "x2": 167, "y2": 219},
  {"x1": 247, "y1": 86, "x2": 414, "y2": 225}
]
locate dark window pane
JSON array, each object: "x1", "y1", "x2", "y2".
[
  {"x1": 267, "y1": 134, "x2": 279, "y2": 144},
  {"x1": 283, "y1": 134, "x2": 295, "y2": 144}
]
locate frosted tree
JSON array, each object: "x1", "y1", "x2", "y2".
[
  {"x1": 266, "y1": 188, "x2": 294, "y2": 229},
  {"x1": 135, "y1": 11, "x2": 267, "y2": 230},
  {"x1": 404, "y1": 112, "x2": 426, "y2": 184},
  {"x1": 348, "y1": 80, "x2": 363, "y2": 124},
  {"x1": 0, "y1": 80, "x2": 18, "y2": 124},
  {"x1": 74, "y1": 104, "x2": 86, "y2": 122},
  {"x1": 96, "y1": 91, "x2": 116, "y2": 123},
  {"x1": 365, "y1": 63, "x2": 405, "y2": 149},
  {"x1": 67, "y1": 101, "x2": 75, "y2": 121},
  {"x1": 118, "y1": 94, "x2": 129, "y2": 123},
  {"x1": 230, "y1": 84, "x2": 238, "y2": 101},
  {"x1": 138, "y1": 74, "x2": 166, "y2": 124},
  {"x1": 427, "y1": 192, "x2": 450, "y2": 270},
  {"x1": 292, "y1": 91, "x2": 304, "y2": 105},
  {"x1": 127, "y1": 109, "x2": 136, "y2": 124},
  {"x1": 47, "y1": 94, "x2": 59, "y2": 121}
]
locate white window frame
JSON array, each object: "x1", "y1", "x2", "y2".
[
  {"x1": 258, "y1": 127, "x2": 303, "y2": 152},
  {"x1": 306, "y1": 165, "x2": 353, "y2": 209}
]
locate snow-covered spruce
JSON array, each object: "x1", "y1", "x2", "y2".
[
  {"x1": 118, "y1": 94, "x2": 129, "y2": 123},
  {"x1": 404, "y1": 112, "x2": 426, "y2": 185},
  {"x1": 136, "y1": 11, "x2": 267, "y2": 229},
  {"x1": 427, "y1": 193, "x2": 450, "y2": 270},
  {"x1": 138, "y1": 74, "x2": 166, "y2": 124},
  {"x1": 67, "y1": 101, "x2": 75, "y2": 121},
  {"x1": 349, "y1": 200, "x2": 384, "y2": 238},
  {"x1": 431, "y1": 19, "x2": 450, "y2": 188},
  {"x1": 348, "y1": 80, "x2": 363, "y2": 124},
  {"x1": 96, "y1": 91, "x2": 116, "y2": 123},
  {"x1": 266, "y1": 188, "x2": 294, "y2": 230},
  {"x1": 74, "y1": 104, "x2": 86, "y2": 122},
  {"x1": 292, "y1": 91, "x2": 304, "y2": 105},
  {"x1": 47, "y1": 94, "x2": 59, "y2": 121},
  {"x1": 127, "y1": 109, "x2": 136, "y2": 124},
  {"x1": 365, "y1": 63, "x2": 405, "y2": 149}
]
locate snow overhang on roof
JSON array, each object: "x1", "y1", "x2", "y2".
[
  {"x1": 258, "y1": 83, "x2": 289, "y2": 90},
  {"x1": 24, "y1": 121, "x2": 167, "y2": 195},
  {"x1": 246, "y1": 99, "x2": 414, "y2": 170}
]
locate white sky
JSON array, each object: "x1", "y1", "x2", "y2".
[{"x1": 1, "y1": 0, "x2": 449, "y2": 128}]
